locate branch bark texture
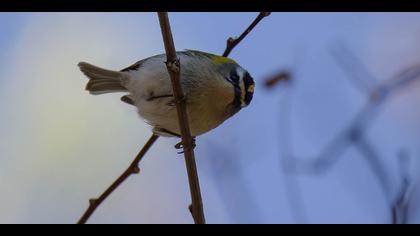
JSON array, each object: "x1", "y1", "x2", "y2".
[{"x1": 157, "y1": 12, "x2": 206, "y2": 224}]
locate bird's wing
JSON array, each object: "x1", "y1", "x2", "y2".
[
  {"x1": 120, "y1": 95, "x2": 135, "y2": 106},
  {"x1": 120, "y1": 59, "x2": 146, "y2": 72}
]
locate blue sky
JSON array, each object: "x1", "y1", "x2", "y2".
[{"x1": 1, "y1": 12, "x2": 420, "y2": 224}]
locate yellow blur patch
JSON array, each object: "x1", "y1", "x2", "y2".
[
  {"x1": 212, "y1": 56, "x2": 237, "y2": 65},
  {"x1": 247, "y1": 84, "x2": 255, "y2": 93},
  {"x1": 185, "y1": 49, "x2": 237, "y2": 65}
]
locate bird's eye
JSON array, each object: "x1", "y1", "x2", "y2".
[{"x1": 230, "y1": 74, "x2": 240, "y2": 83}]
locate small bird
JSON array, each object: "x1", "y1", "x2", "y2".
[{"x1": 78, "y1": 50, "x2": 254, "y2": 137}]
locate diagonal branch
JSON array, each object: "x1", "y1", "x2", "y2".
[
  {"x1": 392, "y1": 150, "x2": 412, "y2": 224},
  {"x1": 77, "y1": 134, "x2": 159, "y2": 224},
  {"x1": 157, "y1": 12, "x2": 206, "y2": 224},
  {"x1": 270, "y1": 51, "x2": 420, "y2": 224},
  {"x1": 222, "y1": 12, "x2": 270, "y2": 57},
  {"x1": 329, "y1": 41, "x2": 379, "y2": 94}
]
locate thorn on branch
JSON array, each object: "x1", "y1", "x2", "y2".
[
  {"x1": 132, "y1": 166, "x2": 141, "y2": 174},
  {"x1": 89, "y1": 199, "x2": 97, "y2": 206},
  {"x1": 227, "y1": 37, "x2": 235, "y2": 44},
  {"x1": 189, "y1": 204, "x2": 193, "y2": 214}
]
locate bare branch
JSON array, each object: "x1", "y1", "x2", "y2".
[
  {"x1": 291, "y1": 57, "x2": 420, "y2": 175},
  {"x1": 329, "y1": 41, "x2": 379, "y2": 94},
  {"x1": 277, "y1": 50, "x2": 420, "y2": 224},
  {"x1": 392, "y1": 150, "x2": 412, "y2": 224},
  {"x1": 382, "y1": 63, "x2": 420, "y2": 93},
  {"x1": 222, "y1": 12, "x2": 270, "y2": 57},
  {"x1": 77, "y1": 134, "x2": 159, "y2": 224},
  {"x1": 157, "y1": 12, "x2": 205, "y2": 224},
  {"x1": 264, "y1": 71, "x2": 292, "y2": 89},
  {"x1": 354, "y1": 137, "x2": 391, "y2": 200}
]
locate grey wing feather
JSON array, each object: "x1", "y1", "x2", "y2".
[
  {"x1": 120, "y1": 60, "x2": 143, "y2": 72},
  {"x1": 121, "y1": 95, "x2": 135, "y2": 106},
  {"x1": 120, "y1": 58, "x2": 150, "y2": 72}
]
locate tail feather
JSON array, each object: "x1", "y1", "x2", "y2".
[
  {"x1": 87, "y1": 81, "x2": 127, "y2": 95},
  {"x1": 78, "y1": 62, "x2": 127, "y2": 95}
]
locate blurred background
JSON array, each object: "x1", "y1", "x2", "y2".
[{"x1": 0, "y1": 12, "x2": 420, "y2": 224}]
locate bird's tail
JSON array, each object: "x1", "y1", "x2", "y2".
[{"x1": 78, "y1": 62, "x2": 127, "y2": 95}]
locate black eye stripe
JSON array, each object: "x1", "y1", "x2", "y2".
[
  {"x1": 228, "y1": 70, "x2": 242, "y2": 109},
  {"x1": 229, "y1": 70, "x2": 240, "y2": 84},
  {"x1": 231, "y1": 74, "x2": 239, "y2": 82},
  {"x1": 243, "y1": 72, "x2": 254, "y2": 106},
  {"x1": 227, "y1": 68, "x2": 254, "y2": 109}
]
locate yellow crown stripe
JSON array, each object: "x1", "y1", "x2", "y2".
[
  {"x1": 184, "y1": 49, "x2": 237, "y2": 65},
  {"x1": 211, "y1": 56, "x2": 237, "y2": 65}
]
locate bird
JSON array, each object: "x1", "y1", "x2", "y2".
[{"x1": 78, "y1": 50, "x2": 254, "y2": 138}]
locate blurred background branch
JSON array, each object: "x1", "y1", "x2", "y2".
[
  {"x1": 392, "y1": 150, "x2": 413, "y2": 224},
  {"x1": 264, "y1": 41, "x2": 420, "y2": 224}
]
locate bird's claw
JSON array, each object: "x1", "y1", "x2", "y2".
[{"x1": 175, "y1": 137, "x2": 196, "y2": 154}]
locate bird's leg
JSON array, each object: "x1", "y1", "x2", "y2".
[
  {"x1": 152, "y1": 94, "x2": 193, "y2": 153},
  {"x1": 146, "y1": 94, "x2": 174, "y2": 102},
  {"x1": 154, "y1": 128, "x2": 195, "y2": 154}
]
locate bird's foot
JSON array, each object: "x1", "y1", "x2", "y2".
[{"x1": 175, "y1": 137, "x2": 196, "y2": 154}]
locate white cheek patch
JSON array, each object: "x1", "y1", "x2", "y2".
[
  {"x1": 235, "y1": 67, "x2": 248, "y2": 107},
  {"x1": 236, "y1": 67, "x2": 245, "y2": 79}
]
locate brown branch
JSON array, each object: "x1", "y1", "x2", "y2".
[
  {"x1": 222, "y1": 12, "x2": 270, "y2": 57},
  {"x1": 77, "y1": 134, "x2": 159, "y2": 224},
  {"x1": 157, "y1": 12, "x2": 206, "y2": 224},
  {"x1": 264, "y1": 70, "x2": 292, "y2": 89}
]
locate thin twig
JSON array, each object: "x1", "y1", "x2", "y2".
[
  {"x1": 222, "y1": 12, "x2": 270, "y2": 57},
  {"x1": 354, "y1": 137, "x2": 391, "y2": 201},
  {"x1": 329, "y1": 41, "x2": 379, "y2": 94},
  {"x1": 77, "y1": 134, "x2": 159, "y2": 224},
  {"x1": 157, "y1": 12, "x2": 206, "y2": 224},
  {"x1": 392, "y1": 150, "x2": 412, "y2": 224}
]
